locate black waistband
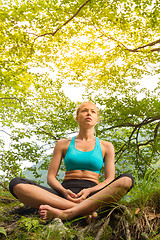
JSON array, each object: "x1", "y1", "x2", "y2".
[{"x1": 62, "y1": 179, "x2": 97, "y2": 188}]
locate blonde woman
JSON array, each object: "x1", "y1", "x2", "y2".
[{"x1": 9, "y1": 102, "x2": 134, "y2": 221}]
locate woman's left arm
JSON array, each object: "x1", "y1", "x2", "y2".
[
  {"x1": 103, "y1": 141, "x2": 115, "y2": 184},
  {"x1": 76, "y1": 141, "x2": 115, "y2": 201}
]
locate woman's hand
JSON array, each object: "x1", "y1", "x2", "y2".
[
  {"x1": 63, "y1": 188, "x2": 92, "y2": 203},
  {"x1": 63, "y1": 189, "x2": 78, "y2": 202},
  {"x1": 76, "y1": 188, "x2": 92, "y2": 203}
]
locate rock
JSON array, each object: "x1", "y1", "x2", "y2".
[{"x1": 48, "y1": 218, "x2": 68, "y2": 235}]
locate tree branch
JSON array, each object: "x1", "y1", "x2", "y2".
[
  {"x1": 0, "y1": 97, "x2": 22, "y2": 103},
  {"x1": 115, "y1": 147, "x2": 128, "y2": 163},
  {"x1": 0, "y1": 97, "x2": 34, "y2": 116},
  {"x1": 151, "y1": 48, "x2": 160, "y2": 52},
  {"x1": 138, "y1": 139, "x2": 154, "y2": 147},
  {"x1": 114, "y1": 118, "x2": 159, "y2": 163},
  {"x1": 115, "y1": 142, "x2": 128, "y2": 163},
  {"x1": 33, "y1": 0, "x2": 91, "y2": 41},
  {"x1": 154, "y1": 121, "x2": 160, "y2": 140},
  {"x1": 106, "y1": 116, "x2": 160, "y2": 131},
  {"x1": 137, "y1": 121, "x2": 160, "y2": 148},
  {"x1": 126, "y1": 38, "x2": 160, "y2": 52},
  {"x1": 0, "y1": 130, "x2": 13, "y2": 137},
  {"x1": 101, "y1": 31, "x2": 160, "y2": 53},
  {"x1": 36, "y1": 127, "x2": 61, "y2": 140}
]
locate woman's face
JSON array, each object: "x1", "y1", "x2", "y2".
[{"x1": 76, "y1": 102, "x2": 98, "y2": 127}]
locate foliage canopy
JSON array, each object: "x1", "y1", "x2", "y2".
[{"x1": 0, "y1": 0, "x2": 159, "y2": 186}]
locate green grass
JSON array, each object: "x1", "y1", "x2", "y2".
[
  {"x1": 126, "y1": 169, "x2": 160, "y2": 208},
  {"x1": 0, "y1": 168, "x2": 160, "y2": 240}
]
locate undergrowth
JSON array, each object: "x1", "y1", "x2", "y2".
[
  {"x1": 0, "y1": 169, "x2": 159, "y2": 240},
  {"x1": 125, "y1": 168, "x2": 160, "y2": 207}
]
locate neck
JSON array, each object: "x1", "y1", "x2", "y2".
[{"x1": 76, "y1": 127, "x2": 95, "y2": 141}]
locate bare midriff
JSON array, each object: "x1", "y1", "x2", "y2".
[{"x1": 63, "y1": 170, "x2": 100, "y2": 184}]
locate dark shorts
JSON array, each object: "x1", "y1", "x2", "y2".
[{"x1": 9, "y1": 173, "x2": 134, "y2": 199}]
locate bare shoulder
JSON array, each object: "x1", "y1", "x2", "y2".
[
  {"x1": 55, "y1": 138, "x2": 71, "y2": 151},
  {"x1": 100, "y1": 140, "x2": 114, "y2": 147},
  {"x1": 56, "y1": 138, "x2": 71, "y2": 144},
  {"x1": 100, "y1": 140, "x2": 115, "y2": 153}
]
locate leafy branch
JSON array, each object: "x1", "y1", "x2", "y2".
[
  {"x1": 0, "y1": 97, "x2": 33, "y2": 115},
  {"x1": 114, "y1": 118, "x2": 160, "y2": 164},
  {"x1": 125, "y1": 38, "x2": 160, "y2": 52},
  {"x1": 106, "y1": 116, "x2": 160, "y2": 130},
  {"x1": 101, "y1": 31, "x2": 160, "y2": 52},
  {"x1": 32, "y1": 0, "x2": 91, "y2": 41}
]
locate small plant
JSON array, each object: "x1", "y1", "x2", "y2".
[
  {"x1": 0, "y1": 227, "x2": 7, "y2": 238},
  {"x1": 125, "y1": 168, "x2": 160, "y2": 207},
  {"x1": 18, "y1": 216, "x2": 40, "y2": 232}
]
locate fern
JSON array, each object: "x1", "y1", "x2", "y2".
[{"x1": 18, "y1": 217, "x2": 40, "y2": 232}]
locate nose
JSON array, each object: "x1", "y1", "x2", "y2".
[{"x1": 87, "y1": 110, "x2": 91, "y2": 115}]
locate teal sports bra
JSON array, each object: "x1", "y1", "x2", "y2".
[{"x1": 64, "y1": 136, "x2": 104, "y2": 174}]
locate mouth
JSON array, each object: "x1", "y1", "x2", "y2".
[{"x1": 85, "y1": 118, "x2": 92, "y2": 121}]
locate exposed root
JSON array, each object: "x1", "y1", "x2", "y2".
[
  {"x1": 95, "y1": 217, "x2": 110, "y2": 240},
  {"x1": 95, "y1": 207, "x2": 117, "y2": 240},
  {"x1": 5, "y1": 222, "x2": 18, "y2": 234},
  {"x1": 1, "y1": 196, "x2": 160, "y2": 240},
  {"x1": 123, "y1": 218, "x2": 131, "y2": 240},
  {"x1": 144, "y1": 213, "x2": 153, "y2": 232},
  {"x1": 131, "y1": 206, "x2": 160, "y2": 239}
]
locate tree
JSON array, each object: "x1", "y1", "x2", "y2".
[{"x1": 0, "y1": 0, "x2": 159, "y2": 187}]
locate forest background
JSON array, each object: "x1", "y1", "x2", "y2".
[
  {"x1": 0, "y1": 0, "x2": 160, "y2": 190},
  {"x1": 0, "y1": 1, "x2": 160, "y2": 239}
]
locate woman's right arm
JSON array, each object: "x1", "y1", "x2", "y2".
[{"x1": 47, "y1": 139, "x2": 77, "y2": 200}]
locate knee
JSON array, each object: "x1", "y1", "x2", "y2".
[
  {"x1": 9, "y1": 177, "x2": 19, "y2": 191},
  {"x1": 118, "y1": 177, "x2": 133, "y2": 191},
  {"x1": 9, "y1": 177, "x2": 26, "y2": 197},
  {"x1": 13, "y1": 182, "x2": 28, "y2": 194}
]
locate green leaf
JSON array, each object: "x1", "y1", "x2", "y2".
[
  {"x1": 0, "y1": 0, "x2": 159, "y2": 186},
  {"x1": 0, "y1": 227, "x2": 7, "y2": 237}
]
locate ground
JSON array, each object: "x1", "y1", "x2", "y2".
[{"x1": 0, "y1": 189, "x2": 160, "y2": 240}]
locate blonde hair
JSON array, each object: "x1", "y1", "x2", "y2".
[{"x1": 76, "y1": 101, "x2": 99, "y2": 117}]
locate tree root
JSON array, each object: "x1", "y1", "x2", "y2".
[
  {"x1": 2, "y1": 201, "x2": 160, "y2": 240},
  {"x1": 144, "y1": 213, "x2": 153, "y2": 232},
  {"x1": 95, "y1": 207, "x2": 118, "y2": 240},
  {"x1": 123, "y1": 217, "x2": 131, "y2": 240},
  {"x1": 95, "y1": 216, "x2": 110, "y2": 240},
  {"x1": 5, "y1": 222, "x2": 18, "y2": 234}
]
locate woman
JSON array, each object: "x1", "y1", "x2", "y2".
[{"x1": 9, "y1": 102, "x2": 134, "y2": 221}]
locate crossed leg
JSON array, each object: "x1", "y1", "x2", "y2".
[
  {"x1": 10, "y1": 174, "x2": 134, "y2": 221},
  {"x1": 12, "y1": 183, "x2": 77, "y2": 209},
  {"x1": 39, "y1": 176, "x2": 133, "y2": 221},
  {"x1": 11, "y1": 181, "x2": 98, "y2": 222},
  {"x1": 10, "y1": 177, "x2": 99, "y2": 222}
]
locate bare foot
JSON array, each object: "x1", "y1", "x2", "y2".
[
  {"x1": 39, "y1": 205, "x2": 66, "y2": 221},
  {"x1": 86, "y1": 211, "x2": 98, "y2": 224},
  {"x1": 39, "y1": 205, "x2": 97, "y2": 222}
]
